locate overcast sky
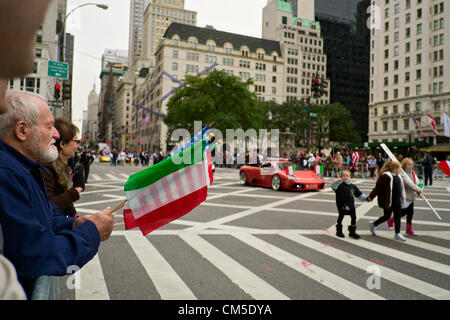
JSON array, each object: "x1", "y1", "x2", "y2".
[{"x1": 66, "y1": 0, "x2": 268, "y2": 130}]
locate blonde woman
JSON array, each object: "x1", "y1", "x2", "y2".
[
  {"x1": 387, "y1": 158, "x2": 423, "y2": 235},
  {"x1": 366, "y1": 161, "x2": 407, "y2": 241}
]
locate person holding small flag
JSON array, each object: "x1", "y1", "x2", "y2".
[{"x1": 332, "y1": 170, "x2": 368, "y2": 239}]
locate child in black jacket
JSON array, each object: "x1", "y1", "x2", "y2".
[{"x1": 332, "y1": 170, "x2": 368, "y2": 239}]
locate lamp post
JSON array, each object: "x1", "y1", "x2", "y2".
[{"x1": 59, "y1": 3, "x2": 108, "y2": 121}]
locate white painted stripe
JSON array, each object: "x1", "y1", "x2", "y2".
[
  {"x1": 232, "y1": 232, "x2": 384, "y2": 300},
  {"x1": 281, "y1": 232, "x2": 450, "y2": 300},
  {"x1": 120, "y1": 173, "x2": 130, "y2": 179},
  {"x1": 125, "y1": 233, "x2": 196, "y2": 300},
  {"x1": 179, "y1": 233, "x2": 289, "y2": 300},
  {"x1": 91, "y1": 174, "x2": 102, "y2": 181},
  {"x1": 370, "y1": 231, "x2": 450, "y2": 256},
  {"x1": 430, "y1": 233, "x2": 450, "y2": 241},
  {"x1": 105, "y1": 173, "x2": 121, "y2": 181},
  {"x1": 336, "y1": 236, "x2": 450, "y2": 276},
  {"x1": 75, "y1": 254, "x2": 110, "y2": 300}
]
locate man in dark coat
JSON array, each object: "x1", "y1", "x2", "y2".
[
  {"x1": 80, "y1": 147, "x2": 94, "y2": 183},
  {"x1": 422, "y1": 151, "x2": 436, "y2": 186}
]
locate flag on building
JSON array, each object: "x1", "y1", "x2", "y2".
[
  {"x1": 438, "y1": 160, "x2": 450, "y2": 176},
  {"x1": 411, "y1": 116, "x2": 426, "y2": 137},
  {"x1": 285, "y1": 165, "x2": 295, "y2": 176},
  {"x1": 426, "y1": 113, "x2": 440, "y2": 137},
  {"x1": 443, "y1": 113, "x2": 450, "y2": 138},
  {"x1": 140, "y1": 113, "x2": 150, "y2": 126},
  {"x1": 123, "y1": 139, "x2": 213, "y2": 235}
]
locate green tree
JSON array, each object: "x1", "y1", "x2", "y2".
[{"x1": 164, "y1": 70, "x2": 265, "y2": 141}]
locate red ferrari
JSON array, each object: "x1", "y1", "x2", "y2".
[{"x1": 239, "y1": 160, "x2": 326, "y2": 191}]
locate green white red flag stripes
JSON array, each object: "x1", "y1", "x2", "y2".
[
  {"x1": 123, "y1": 140, "x2": 213, "y2": 235},
  {"x1": 284, "y1": 165, "x2": 295, "y2": 176}
]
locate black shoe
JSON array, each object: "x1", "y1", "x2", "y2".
[
  {"x1": 348, "y1": 225, "x2": 361, "y2": 239},
  {"x1": 336, "y1": 224, "x2": 345, "y2": 238}
]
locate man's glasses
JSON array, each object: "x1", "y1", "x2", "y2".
[{"x1": 72, "y1": 139, "x2": 81, "y2": 144}]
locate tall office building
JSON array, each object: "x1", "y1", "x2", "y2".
[
  {"x1": 314, "y1": 0, "x2": 371, "y2": 141},
  {"x1": 129, "y1": 0, "x2": 152, "y2": 68},
  {"x1": 143, "y1": 0, "x2": 197, "y2": 67},
  {"x1": 368, "y1": 0, "x2": 449, "y2": 146},
  {"x1": 262, "y1": 0, "x2": 330, "y2": 105}
]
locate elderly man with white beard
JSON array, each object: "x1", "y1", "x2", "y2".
[{"x1": 0, "y1": 90, "x2": 114, "y2": 298}]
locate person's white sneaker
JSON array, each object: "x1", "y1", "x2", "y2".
[
  {"x1": 369, "y1": 221, "x2": 377, "y2": 236},
  {"x1": 394, "y1": 233, "x2": 406, "y2": 241}
]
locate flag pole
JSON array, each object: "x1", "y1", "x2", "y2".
[
  {"x1": 108, "y1": 199, "x2": 128, "y2": 216},
  {"x1": 380, "y1": 144, "x2": 442, "y2": 220}
]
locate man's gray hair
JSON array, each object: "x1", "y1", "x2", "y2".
[{"x1": 0, "y1": 90, "x2": 48, "y2": 139}]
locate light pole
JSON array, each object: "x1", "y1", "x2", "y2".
[{"x1": 59, "y1": 3, "x2": 108, "y2": 121}]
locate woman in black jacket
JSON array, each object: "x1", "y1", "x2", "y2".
[
  {"x1": 40, "y1": 118, "x2": 83, "y2": 217},
  {"x1": 367, "y1": 161, "x2": 407, "y2": 241}
]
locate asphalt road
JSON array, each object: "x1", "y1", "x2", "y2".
[{"x1": 59, "y1": 161, "x2": 450, "y2": 300}]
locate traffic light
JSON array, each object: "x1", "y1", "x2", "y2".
[
  {"x1": 62, "y1": 80, "x2": 71, "y2": 100},
  {"x1": 311, "y1": 77, "x2": 320, "y2": 98},
  {"x1": 54, "y1": 83, "x2": 61, "y2": 100}
]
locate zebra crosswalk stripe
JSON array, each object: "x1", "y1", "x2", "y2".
[
  {"x1": 281, "y1": 232, "x2": 450, "y2": 300},
  {"x1": 124, "y1": 232, "x2": 196, "y2": 300},
  {"x1": 76, "y1": 254, "x2": 110, "y2": 300},
  {"x1": 179, "y1": 233, "x2": 290, "y2": 300},
  {"x1": 335, "y1": 236, "x2": 450, "y2": 276},
  {"x1": 91, "y1": 174, "x2": 101, "y2": 181},
  {"x1": 232, "y1": 232, "x2": 385, "y2": 300}
]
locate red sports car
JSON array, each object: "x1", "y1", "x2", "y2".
[{"x1": 239, "y1": 160, "x2": 326, "y2": 191}]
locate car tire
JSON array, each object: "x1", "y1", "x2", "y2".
[
  {"x1": 272, "y1": 175, "x2": 281, "y2": 191},
  {"x1": 239, "y1": 171, "x2": 247, "y2": 185}
]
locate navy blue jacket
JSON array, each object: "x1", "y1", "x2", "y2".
[{"x1": 0, "y1": 141, "x2": 100, "y2": 282}]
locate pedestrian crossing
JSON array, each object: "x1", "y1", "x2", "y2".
[
  {"x1": 65, "y1": 229, "x2": 450, "y2": 300},
  {"x1": 68, "y1": 170, "x2": 450, "y2": 300},
  {"x1": 87, "y1": 171, "x2": 238, "y2": 182}
]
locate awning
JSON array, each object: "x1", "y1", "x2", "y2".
[
  {"x1": 419, "y1": 144, "x2": 450, "y2": 152},
  {"x1": 347, "y1": 141, "x2": 428, "y2": 149}
]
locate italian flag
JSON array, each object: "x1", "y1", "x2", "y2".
[
  {"x1": 315, "y1": 165, "x2": 323, "y2": 175},
  {"x1": 123, "y1": 140, "x2": 213, "y2": 235},
  {"x1": 438, "y1": 160, "x2": 450, "y2": 176},
  {"x1": 285, "y1": 165, "x2": 295, "y2": 175}
]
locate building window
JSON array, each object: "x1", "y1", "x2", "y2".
[
  {"x1": 172, "y1": 62, "x2": 178, "y2": 71},
  {"x1": 415, "y1": 101, "x2": 421, "y2": 111},
  {"x1": 404, "y1": 119, "x2": 409, "y2": 130},
  {"x1": 383, "y1": 121, "x2": 388, "y2": 132}
]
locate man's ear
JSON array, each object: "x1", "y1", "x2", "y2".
[{"x1": 14, "y1": 121, "x2": 30, "y2": 141}]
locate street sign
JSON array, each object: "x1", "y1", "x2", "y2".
[
  {"x1": 48, "y1": 61, "x2": 69, "y2": 79},
  {"x1": 310, "y1": 113, "x2": 318, "y2": 118}
]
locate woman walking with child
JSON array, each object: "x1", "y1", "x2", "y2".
[
  {"x1": 367, "y1": 161, "x2": 408, "y2": 241},
  {"x1": 387, "y1": 158, "x2": 423, "y2": 235}
]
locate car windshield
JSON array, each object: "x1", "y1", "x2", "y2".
[{"x1": 274, "y1": 162, "x2": 306, "y2": 171}]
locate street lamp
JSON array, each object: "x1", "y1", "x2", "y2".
[{"x1": 58, "y1": 3, "x2": 108, "y2": 121}]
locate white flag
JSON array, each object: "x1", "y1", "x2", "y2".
[{"x1": 443, "y1": 113, "x2": 450, "y2": 138}]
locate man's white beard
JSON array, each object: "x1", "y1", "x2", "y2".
[{"x1": 29, "y1": 128, "x2": 58, "y2": 162}]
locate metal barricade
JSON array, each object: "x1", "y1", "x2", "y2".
[{"x1": 31, "y1": 276, "x2": 60, "y2": 300}]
